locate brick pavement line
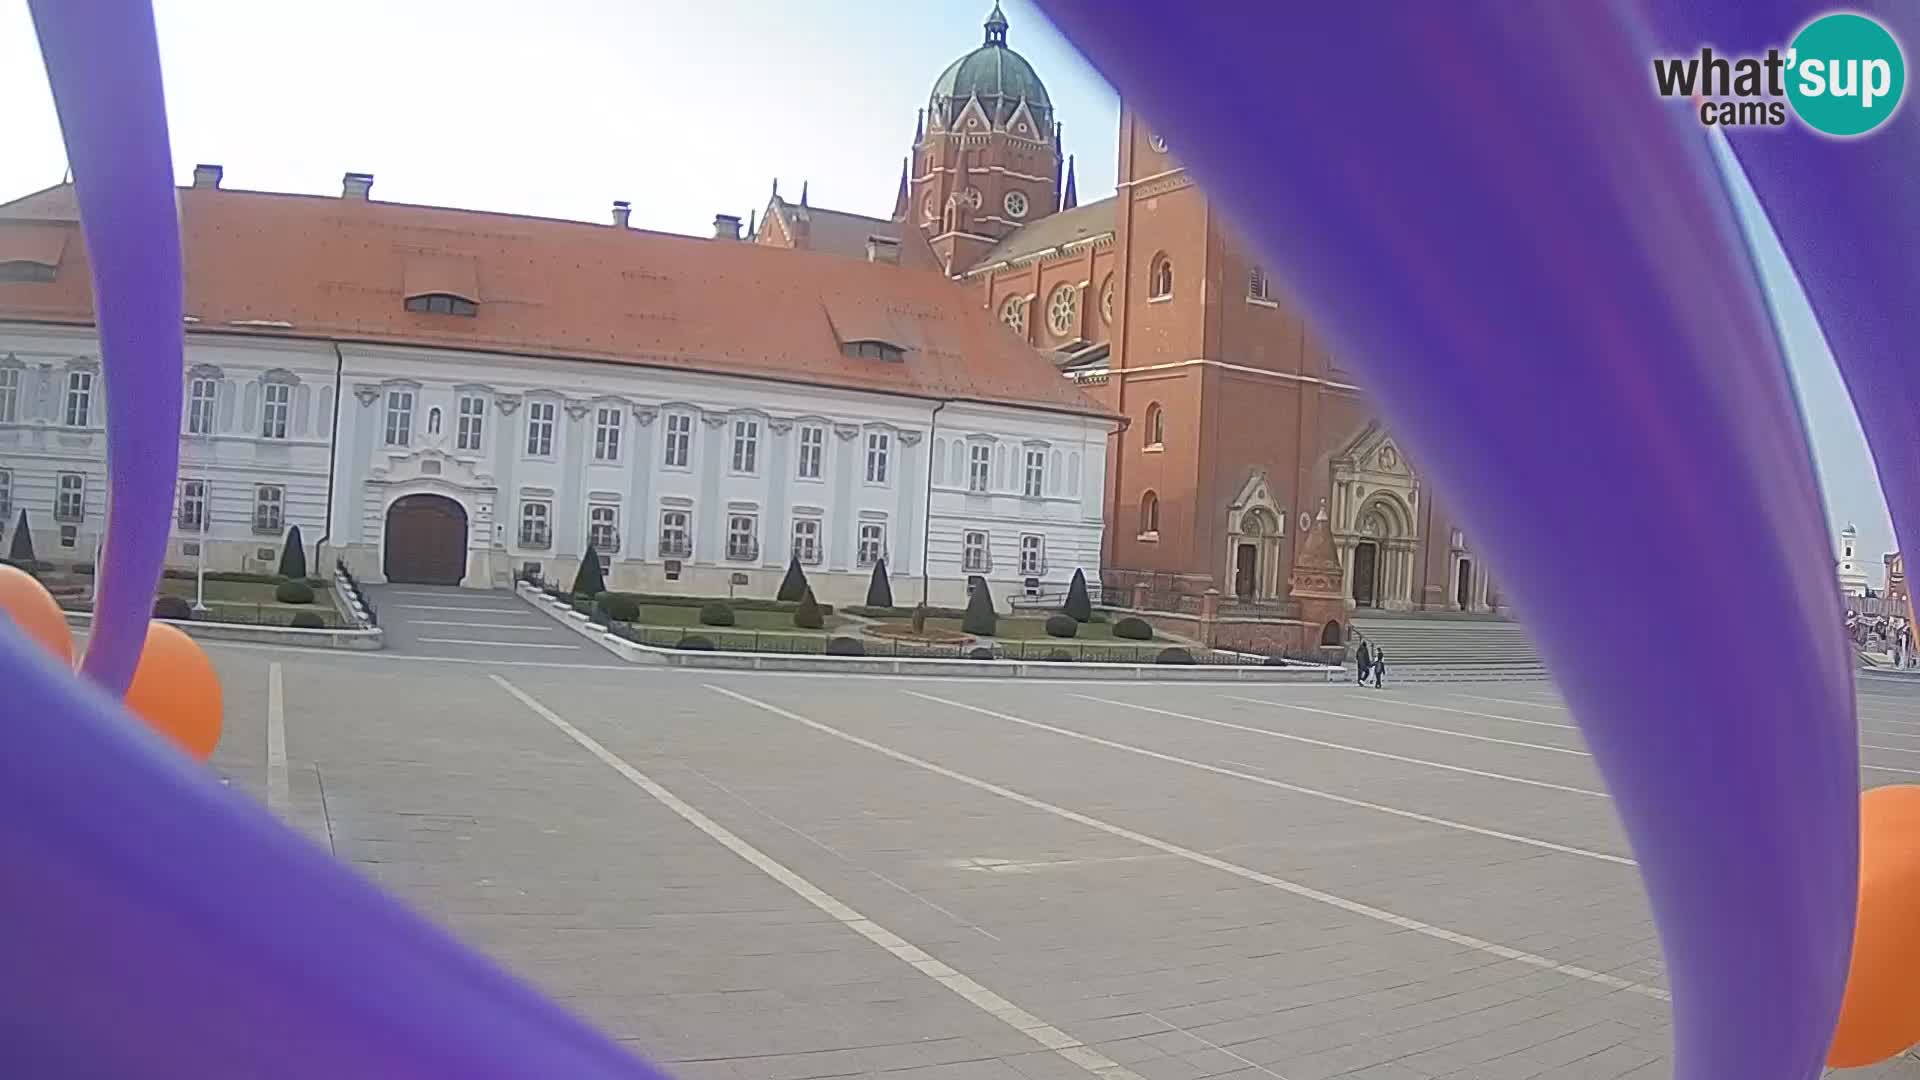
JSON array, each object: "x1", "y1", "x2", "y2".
[
  {"x1": 394, "y1": 603, "x2": 531, "y2": 613},
  {"x1": 1081, "y1": 696, "x2": 1610, "y2": 799},
  {"x1": 1444, "y1": 693, "x2": 1920, "y2": 777},
  {"x1": 1223, "y1": 696, "x2": 1592, "y2": 757},
  {"x1": 705, "y1": 684, "x2": 1671, "y2": 1004},
  {"x1": 1385, "y1": 699, "x2": 1578, "y2": 731},
  {"x1": 487, "y1": 675, "x2": 1148, "y2": 1080},
  {"x1": 196, "y1": 640, "x2": 631, "y2": 670},
  {"x1": 267, "y1": 662, "x2": 289, "y2": 814},
  {"x1": 906, "y1": 691, "x2": 1635, "y2": 867}
]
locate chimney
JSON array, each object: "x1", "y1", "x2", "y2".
[
  {"x1": 191, "y1": 164, "x2": 224, "y2": 190},
  {"x1": 341, "y1": 172, "x2": 374, "y2": 200},
  {"x1": 866, "y1": 235, "x2": 902, "y2": 265},
  {"x1": 611, "y1": 200, "x2": 631, "y2": 228},
  {"x1": 712, "y1": 214, "x2": 742, "y2": 240}
]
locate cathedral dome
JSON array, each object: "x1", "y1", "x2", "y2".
[{"x1": 928, "y1": 4, "x2": 1053, "y2": 133}]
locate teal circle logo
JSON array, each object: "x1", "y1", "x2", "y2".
[{"x1": 1786, "y1": 12, "x2": 1906, "y2": 136}]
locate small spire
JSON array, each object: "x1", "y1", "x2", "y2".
[
  {"x1": 800, "y1": 180, "x2": 809, "y2": 207},
  {"x1": 771, "y1": 177, "x2": 780, "y2": 201},
  {"x1": 892, "y1": 157, "x2": 910, "y2": 220},
  {"x1": 1060, "y1": 155, "x2": 1078, "y2": 211},
  {"x1": 984, "y1": 2, "x2": 1008, "y2": 46},
  {"x1": 914, "y1": 107, "x2": 925, "y2": 143},
  {"x1": 747, "y1": 209, "x2": 758, "y2": 239}
]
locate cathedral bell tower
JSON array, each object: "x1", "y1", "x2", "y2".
[{"x1": 907, "y1": 3, "x2": 1063, "y2": 275}]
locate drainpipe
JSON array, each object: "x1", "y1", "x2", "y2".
[
  {"x1": 921, "y1": 400, "x2": 950, "y2": 608},
  {"x1": 315, "y1": 341, "x2": 345, "y2": 572}
]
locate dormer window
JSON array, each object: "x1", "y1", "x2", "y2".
[
  {"x1": 843, "y1": 340, "x2": 905, "y2": 362},
  {"x1": 0, "y1": 262, "x2": 56, "y2": 283},
  {"x1": 405, "y1": 293, "x2": 477, "y2": 316},
  {"x1": 401, "y1": 255, "x2": 480, "y2": 317}
]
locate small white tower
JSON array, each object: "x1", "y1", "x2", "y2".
[{"x1": 1837, "y1": 523, "x2": 1871, "y2": 597}]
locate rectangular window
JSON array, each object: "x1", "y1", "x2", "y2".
[
  {"x1": 54, "y1": 472, "x2": 84, "y2": 522},
  {"x1": 659, "y1": 510, "x2": 692, "y2": 558},
  {"x1": 187, "y1": 377, "x2": 218, "y2": 435},
  {"x1": 858, "y1": 522, "x2": 886, "y2": 568},
  {"x1": 791, "y1": 518, "x2": 822, "y2": 565},
  {"x1": 261, "y1": 381, "x2": 290, "y2": 439},
  {"x1": 726, "y1": 513, "x2": 759, "y2": 562},
  {"x1": 797, "y1": 424, "x2": 824, "y2": 479},
  {"x1": 0, "y1": 367, "x2": 17, "y2": 422},
  {"x1": 588, "y1": 504, "x2": 619, "y2": 552},
  {"x1": 525, "y1": 400, "x2": 555, "y2": 457},
  {"x1": 456, "y1": 395, "x2": 486, "y2": 451},
  {"x1": 1020, "y1": 534, "x2": 1044, "y2": 576},
  {"x1": 518, "y1": 500, "x2": 551, "y2": 549},
  {"x1": 593, "y1": 407, "x2": 622, "y2": 462},
  {"x1": 178, "y1": 479, "x2": 206, "y2": 530},
  {"x1": 384, "y1": 389, "x2": 414, "y2": 447},
  {"x1": 1023, "y1": 448, "x2": 1045, "y2": 498},
  {"x1": 968, "y1": 444, "x2": 991, "y2": 493},
  {"x1": 963, "y1": 530, "x2": 990, "y2": 573},
  {"x1": 664, "y1": 413, "x2": 692, "y2": 468},
  {"x1": 0, "y1": 468, "x2": 10, "y2": 520},
  {"x1": 64, "y1": 370, "x2": 93, "y2": 427},
  {"x1": 731, "y1": 418, "x2": 759, "y2": 474},
  {"x1": 252, "y1": 484, "x2": 284, "y2": 534},
  {"x1": 865, "y1": 431, "x2": 891, "y2": 484}
]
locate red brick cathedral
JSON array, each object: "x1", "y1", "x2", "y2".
[{"x1": 757, "y1": 4, "x2": 1501, "y2": 620}]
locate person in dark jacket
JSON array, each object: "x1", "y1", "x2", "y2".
[
  {"x1": 1355, "y1": 639, "x2": 1372, "y2": 685},
  {"x1": 1371, "y1": 647, "x2": 1387, "y2": 688}
]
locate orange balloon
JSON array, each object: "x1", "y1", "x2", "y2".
[
  {"x1": 122, "y1": 621, "x2": 223, "y2": 761},
  {"x1": 1829, "y1": 784, "x2": 1920, "y2": 1068},
  {"x1": 0, "y1": 562, "x2": 74, "y2": 666}
]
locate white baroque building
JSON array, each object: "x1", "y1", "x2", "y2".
[{"x1": 0, "y1": 173, "x2": 1114, "y2": 608}]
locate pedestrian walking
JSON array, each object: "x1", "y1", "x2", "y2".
[
  {"x1": 1371, "y1": 647, "x2": 1387, "y2": 688},
  {"x1": 1355, "y1": 638, "x2": 1372, "y2": 685}
]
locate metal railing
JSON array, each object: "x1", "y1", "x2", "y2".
[{"x1": 336, "y1": 559, "x2": 377, "y2": 627}]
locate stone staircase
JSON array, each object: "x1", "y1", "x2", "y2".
[{"x1": 1350, "y1": 614, "x2": 1550, "y2": 682}]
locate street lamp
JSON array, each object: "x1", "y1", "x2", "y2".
[{"x1": 192, "y1": 478, "x2": 208, "y2": 614}]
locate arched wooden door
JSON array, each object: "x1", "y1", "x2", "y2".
[
  {"x1": 383, "y1": 494, "x2": 468, "y2": 585},
  {"x1": 1351, "y1": 541, "x2": 1379, "y2": 608}
]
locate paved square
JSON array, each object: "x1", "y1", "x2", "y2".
[{"x1": 202, "y1": 624, "x2": 1920, "y2": 1079}]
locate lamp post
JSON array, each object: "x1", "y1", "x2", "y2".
[{"x1": 192, "y1": 432, "x2": 209, "y2": 614}]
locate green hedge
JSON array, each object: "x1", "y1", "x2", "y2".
[
  {"x1": 155, "y1": 568, "x2": 326, "y2": 587},
  {"x1": 845, "y1": 604, "x2": 967, "y2": 620},
  {"x1": 596, "y1": 591, "x2": 832, "y2": 616}
]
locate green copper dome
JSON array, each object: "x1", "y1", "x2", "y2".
[{"x1": 928, "y1": 4, "x2": 1053, "y2": 133}]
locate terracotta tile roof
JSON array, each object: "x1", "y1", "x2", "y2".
[
  {"x1": 760, "y1": 195, "x2": 943, "y2": 271},
  {"x1": 0, "y1": 183, "x2": 1111, "y2": 419},
  {"x1": 969, "y1": 196, "x2": 1116, "y2": 273}
]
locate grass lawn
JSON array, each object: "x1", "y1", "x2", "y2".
[
  {"x1": 633, "y1": 603, "x2": 847, "y2": 632},
  {"x1": 155, "y1": 577, "x2": 344, "y2": 626}
]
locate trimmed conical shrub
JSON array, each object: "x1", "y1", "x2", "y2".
[
  {"x1": 571, "y1": 543, "x2": 607, "y2": 597},
  {"x1": 777, "y1": 556, "x2": 809, "y2": 602},
  {"x1": 278, "y1": 525, "x2": 308, "y2": 580},
  {"x1": 962, "y1": 580, "x2": 997, "y2": 637},
  {"x1": 794, "y1": 587, "x2": 825, "y2": 629},
  {"x1": 1064, "y1": 568, "x2": 1092, "y2": 622},
  {"x1": 866, "y1": 558, "x2": 893, "y2": 607},
  {"x1": 7, "y1": 510, "x2": 35, "y2": 564}
]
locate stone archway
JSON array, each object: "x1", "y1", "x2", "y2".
[
  {"x1": 383, "y1": 494, "x2": 468, "y2": 585},
  {"x1": 1330, "y1": 423, "x2": 1421, "y2": 611},
  {"x1": 1224, "y1": 472, "x2": 1287, "y2": 601}
]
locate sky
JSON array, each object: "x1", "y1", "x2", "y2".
[{"x1": 0, "y1": 0, "x2": 1895, "y2": 583}]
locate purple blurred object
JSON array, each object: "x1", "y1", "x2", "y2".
[
  {"x1": 1037, "y1": 2, "x2": 1856, "y2": 1078},
  {"x1": 13, "y1": 3, "x2": 669, "y2": 1076},
  {"x1": 29, "y1": 0, "x2": 182, "y2": 696},
  {"x1": 0, "y1": 619, "x2": 668, "y2": 1078},
  {"x1": 1645, "y1": 0, "x2": 1920, "y2": 607}
]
